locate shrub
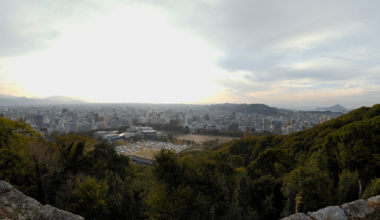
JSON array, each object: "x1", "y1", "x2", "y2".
[
  {"x1": 338, "y1": 170, "x2": 359, "y2": 203},
  {"x1": 365, "y1": 178, "x2": 380, "y2": 198}
]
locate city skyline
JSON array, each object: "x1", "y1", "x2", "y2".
[{"x1": 1, "y1": 1, "x2": 380, "y2": 109}]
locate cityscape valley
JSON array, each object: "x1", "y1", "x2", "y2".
[{"x1": 1, "y1": 1, "x2": 380, "y2": 220}]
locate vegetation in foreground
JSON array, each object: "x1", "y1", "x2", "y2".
[{"x1": 1, "y1": 104, "x2": 380, "y2": 219}]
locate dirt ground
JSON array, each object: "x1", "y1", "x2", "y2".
[
  {"x1": 116, "y1": 140, "x2": 190, "y2": 158},
  {"x1": 130, "y1": 148, "x2": 160, "y2": 158},
  {"x1": 175, "y1": 134, "x2": 237, "y2": 144}
]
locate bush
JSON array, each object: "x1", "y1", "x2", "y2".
[
  {"x1": 365, "y1": 178, "x2": 380, "y2": 198},
  {"x1": 338, "y1": 170, "x2": 359, "y2": 204},
  {"x1": 70, "y1": 176, "x2": 109, "y2": 219}
]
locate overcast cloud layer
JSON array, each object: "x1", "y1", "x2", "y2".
[{"x1": 0, "y1": 0, "x2": 379, "y2": 109}]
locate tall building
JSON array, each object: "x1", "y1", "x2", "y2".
[
  {"x1": 65, "y1": 122, "x2": 78, "y2": 133},
  {"x1": 228, "y1": 123, "x2": 239, "y2": 132},
  {"x1": 110, "y1": 119, "x2": 120, "y2": 128},
  {"x1": 292, "y1": 124, "x2": 298, "y2": 132},
  {"x1": 34, "y1": 115, "x2": 43, "y2": 128},
  {"x1": 263, "y1": 118, "x2": 270, "y2": 132},
  {"x1": 81, "y1": 118, "x2": 92, "y2": 132},
  {"x1": 286, "y1": 126, "x2": 293, "y2": 135},
  {"x1": 273, "y1": 123, "x2": 282, "y2": 135}
]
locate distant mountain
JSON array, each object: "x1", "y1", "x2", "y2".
[
  {"x1": 0, "y1": 94, "x2": 19, "y2": 99},
  {"x1": 0, "y1": 94, "x2": 86, "y2": 106},
  {"x1": 316, "y1": 104, "x2": 348, "y2": 111},
  {"x1": 209, "y1": 103, "x2": 278, "y2": 115}
]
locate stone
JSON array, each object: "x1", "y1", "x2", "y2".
[
  {"x1": 0, "y1": 188, "x2": 42, "y2": 210},
  {"x1": 39, "y1": 204, "x2": 84, "y2": 220},
  {"x1": 0, "y1": 180, "x2": 84, "y2": 220},
  {"x1": 280, "y1": 213, "x2": 312, "y2": 220},
  {"x1": 0, "y1": 180, "x2": 13, "y2": 194},
  {"x1": 367, "y1": 195, "x2": 380, "y2": 204},
  {"x1": 46, "y1": 208, "x2": 85, "y2": 220},
  {"x1": 307, "y1": 206, "x2": 348, "y2": 220},
  {"x1": 39, "y1": 204, "x2": 57, "y2": 217},
  {"x1": 341, "y1": 199, "x2": 373, "y2": 218}
]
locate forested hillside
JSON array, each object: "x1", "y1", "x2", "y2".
[
  {"x1": 1, "y1": 104, "x2": 380, "y2": 220},
  {"x1": 208, "y1": 103, "x2": 279, "y2": 115}
]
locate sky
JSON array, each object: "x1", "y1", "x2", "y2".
[{"x1": 1, "y1": 0, "x2": 380, "y2": 109}]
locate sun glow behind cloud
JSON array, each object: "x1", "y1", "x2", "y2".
[
  {"x1": 1, "y1": 1, "x2": 380, "y2": 108},
  {"x1": 2, "y1": 5, "x2": 225, "y2": 103}
]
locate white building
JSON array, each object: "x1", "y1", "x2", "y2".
[
  {"x1": 286, "y1": 126, "x2": 293, "y2": 135},
  {"x1": 263, "y1": 118, "x2": 270, "y2": 132},
  {"x1": 65, "y1": 122, "x2": 78, "y2": 133}
]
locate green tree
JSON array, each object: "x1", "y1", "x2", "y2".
[
  {"x1": 282, "y1": 162, "x2": 333, "y2": 212},
  {"x1": 364, "y1": 177, "x2": 380, "y2": 198},
  {"x1": 0, "y1": 117, "x2": 40, "y2": 184},
  {"x1": 338, "y1": 170, "x2": 359, "y2": 204},
  {"x1": 247, "y1": 148, "x2": 296, "y2": 179},
  {"x1": 70, "y1": 175, "x2": 109, "y2": 219}
]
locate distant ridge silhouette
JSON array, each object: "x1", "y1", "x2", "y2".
[
  {"x1": 316, "y1": 104, "x2": 347, "y2": 111},
  {"x1": 0, "y1": 94, "x2": 85, "y2": 106}
]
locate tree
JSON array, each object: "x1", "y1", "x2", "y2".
[
  {"x1": 70, "y1": 175, "x2": 109, "y2": 219},
  {"x1": 338, "y1": 170, "x2": 360, "y2": 204},
  {"x1": 0, "y1": 117, "x2": 41, "y2": 184},
  {"x1": 25, "y1": 139, "x2": 62, "y2": 204},
  {"x1": 282, "y1": 155, "x2": 334, "y2": 212},
  {"x1": 365, "y1": 177, "x2": 380, "y2": 198},
  {"x1": 247, "y1": 148, "x2": 296, "y2": 179},
  {"x1": 147, "y1": 150, "x2": 235, "y2": 219}
]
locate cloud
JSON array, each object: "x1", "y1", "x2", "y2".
[
  {"x1": 1, "y1": 0, "x2": 380, "y2": 107},
  {"x1": 0, "y1": 0, "x2": 116, "y2": 58}
]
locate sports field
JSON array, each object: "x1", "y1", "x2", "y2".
[
  {"x1": 115, "y1": 140, "x2": 190, "y2": 158},
  {"x1": 175, "y1": 134, "x2": 237, "y2": 144}
]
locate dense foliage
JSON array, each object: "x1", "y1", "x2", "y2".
[{"x1": 1, "y1": 104, "x2": 380, "y2": 219}]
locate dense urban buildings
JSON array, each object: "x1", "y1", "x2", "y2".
[{"x1": 0, "y1": 103, "x2": 345, "y2": 140}]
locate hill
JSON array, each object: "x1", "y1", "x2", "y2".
[
  {"x1": 0, "y1": 95, "x2": 85, "y2": 106},
  {"x1": 1, "y1": 104, "x2": 380, "y2": 220},
  {"x1": 208, "y1": 103, "x2": 279, "y2": 115},
  {"x1": 316, "y1": 104, "x2": 348, "y2": 111},
  {"x1": 213, "y1": 104, "x2": 380, "y2": 218}
]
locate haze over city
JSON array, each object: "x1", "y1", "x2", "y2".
[{"x1": 1, "y1": 1, "x2": 380, "y2": 109}]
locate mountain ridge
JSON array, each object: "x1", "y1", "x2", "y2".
[
  {"x1": 316, "y1": 104, "x2": 348, "y2": 111},
  {"x1": 0, "y1": 94, "x2": 85, "y2": 106}
]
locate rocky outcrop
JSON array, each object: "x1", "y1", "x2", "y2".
[
  {"x1": 307, "y1": 206, "x2": 347, "y2": 220},
  {"x1": 341, "y1": 199, "x2": 373, "y2": 218},
  {"x1": 281, "y1": 213, "x2": 312, "y2": 220},
  {"x1": 280, "y1": 196, "x2": 380, "y2": 220},
  {"x1": 0, "y1": 180, "x2": 84, "y2": 220}
]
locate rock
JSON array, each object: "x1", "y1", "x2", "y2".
[
  {"x1": 280, "y1": 213, "x2": 312, "y2": 220},
  {"x1": 39, "y1": 204, "x2": 84, "y2": 220},
  {"x1": 0, "y1": 188, "x2": 43, "y2": 220},
  {"x1": 1, "y1": 180, "x2": 84, "y2": 220},
  {"x1": 0, "y1": 180, "x2": 13, "y2": 193},
  {"x1": 307, "y1": 206, "x2": 348, "y2": 220},
  {"x1": 367, "y1": 195, "x2": 380, "y2": 204},
  {"x1": 0, "y1": 188, "x2": 43, "y2": 210},
  {"x1": 341, "y1": 199, "x2": 373, "y2": 218},
  {"x1": 39, "y1": 204, "x2": 57, "y2": 217}
]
